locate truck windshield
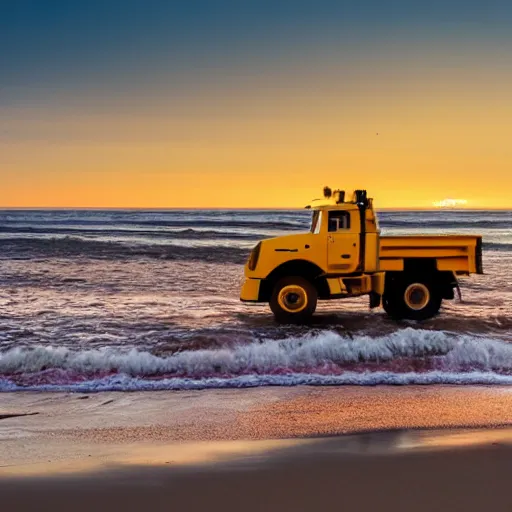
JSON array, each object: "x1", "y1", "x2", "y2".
[{"x1": 310, "y1": 210, "x2": 322, "y2": 234}]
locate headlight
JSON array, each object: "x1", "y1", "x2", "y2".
[{"x1": 248, "y1": 242, "x2": 261, "y2": 271}]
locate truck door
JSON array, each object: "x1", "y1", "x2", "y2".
[{"x1": 327, "y1": 210, "x2": 360, "y2": 273}]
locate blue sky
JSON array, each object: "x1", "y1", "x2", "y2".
[{"x1": 2, "y1": 1, "x2": 511, "y2": 94}]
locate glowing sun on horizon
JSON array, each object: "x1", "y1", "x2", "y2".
[{"x1": 432, "y1": 199, "x2": 468, "y2": 208}]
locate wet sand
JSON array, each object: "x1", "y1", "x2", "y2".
[
  {"x1": 1, "y1": 386, "x2": 512, "y2": 510},
  {"x1": 2, "y1": 435, "x2": 512, "y2": 512},
  {"x1": 2, "y1": 386, "x2": 511, "y2": 448}
]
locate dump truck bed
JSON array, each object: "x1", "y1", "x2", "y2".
[{"x1": 379, "y1": 235, "x2": 483, "y2": 275}]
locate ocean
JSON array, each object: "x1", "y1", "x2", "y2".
[{"x1": 0, "y1": 208, "x2": 511, "y2": 391}]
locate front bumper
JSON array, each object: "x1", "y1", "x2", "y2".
[{"x1": 240, "y1": 278, "x2": 262, "y2": 302}]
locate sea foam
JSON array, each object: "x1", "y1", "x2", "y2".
[{"x1": 1, "y1": 328, "x2": 511, "y2": 391}]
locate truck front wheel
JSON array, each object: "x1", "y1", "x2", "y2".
[
  {"x1": 383, "y1": 276, "x2": 442, "y2": 321},
  {"x1": 270, "y1": 276, "x2": 317, "y2": 323}
]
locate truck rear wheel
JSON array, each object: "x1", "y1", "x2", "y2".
[
  {"x1": 270, "y1": 276, "x2": 317, "y2": 323},
  {"x1": 383, "y1": 276, "x2": 442, "y2": 321}
]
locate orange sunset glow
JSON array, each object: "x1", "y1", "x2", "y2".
[{"x1": 1, "y1": 4, "x2": 511, "y2": 209}]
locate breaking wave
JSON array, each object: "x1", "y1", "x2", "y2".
[
  {"x1": 481, "y1": 242, "x2": 512, "y2": 252},
  {"x1": 1, "y1": 328, "x2": 511, "y2": 392},
  {"x1": 0, "y1": 226, "x2": 267, "y2": 240},
  {"x1": 0, "y1": 218, "x2": 307, "y2": 231},
  {"x1": 0, "y1": 236, "x2": 508, "y2": 263},
  {"x1": 0, "y1": 238, "x2": 251, "y2": 263},
  {"x1": 380, "y1": 219, "x2": 512, "y2": 229},
  {"x1": 2, "y1": 371, "x2": 512, "y2": 392}
]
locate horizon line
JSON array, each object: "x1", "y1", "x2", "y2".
[{"x1": 0, "y1": 206, "x2": 511, "y2": 211}]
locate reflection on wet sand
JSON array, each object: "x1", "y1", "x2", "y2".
[{"x1": 2, "y1": 427, "x2": 512, "y2": 479}]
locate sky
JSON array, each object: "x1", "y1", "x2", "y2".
[{"x1": 1, "y1": 1, "x2": 512, "y2": 208}]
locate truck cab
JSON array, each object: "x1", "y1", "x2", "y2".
[
  {"x1": 240, "y1": 188, "x2": 483, "y2": 323},
  {"x1": 309, "y1": 190, "x2": 380, "y2": 275}
]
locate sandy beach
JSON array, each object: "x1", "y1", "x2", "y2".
[{"x1": 2, "y1": 386, "x2": 511, "y2": 511}]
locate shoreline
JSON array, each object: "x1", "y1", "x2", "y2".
[{"x1": 2, "y1": 385, "x2": 511, "y2": 461}]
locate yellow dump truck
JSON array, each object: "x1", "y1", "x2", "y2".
[{"x1": 240, "y1": 189, "x2": 483, "y2": 322}]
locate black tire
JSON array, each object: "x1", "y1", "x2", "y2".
[
  {"x1": 383, "y1": 275, "x2": 442, "y2": 321},
  {"x1": 269, "y1": 276, "x2": 318, "y2": 324}
]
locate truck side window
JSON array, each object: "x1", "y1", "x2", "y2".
[
  {"x1": 328, "y1": 211, "x2": 350, "y2": 232},
  {"x1": 311, "y1": 211, "x2": 322, "y2": 234}
]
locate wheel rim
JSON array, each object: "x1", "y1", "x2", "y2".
[
  {"x1": 404, "y1": 283, "x2": 430, "y2": 311},
  {"x1": 277, "y1": 285, "x2": 308, "y2": 313}
]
